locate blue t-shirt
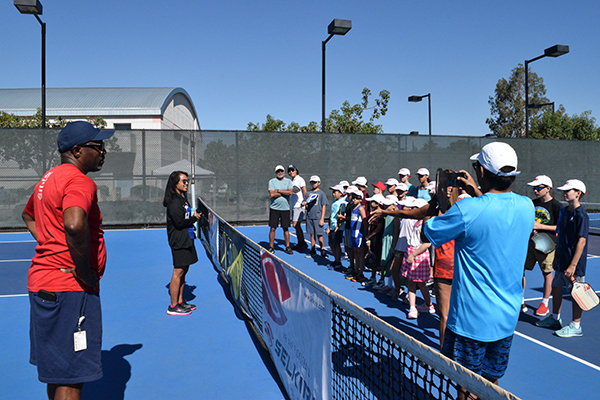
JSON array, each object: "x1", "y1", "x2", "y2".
[
  {"x1": 417, "y1": 186, "x2": 431, "y2": 202},
  {"x1": 329, "y1": 198, "x2": 346, "y2": 230},
  {"x1": 303, "y1": 189, "x2": 329, "y2": 220},
  {"x1": 424, "y1": 192, "x2": 534, "y2": 341},
  {"x1": 407, "y1": 183, "x2": 417, "y2": 198},
  {"x1": 268, "y1": 177, "x2": 293, "y2": 210},
  {"x1": 555, "y1": 205, "x2": 589, "y2": 276}
]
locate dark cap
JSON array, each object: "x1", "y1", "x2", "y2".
[
  {"x1": 57, "y1": 121, "x2": 115, "y2": 153},
  {"x1": 287, "y1": 164, "x2": 297, "y2": 171}
]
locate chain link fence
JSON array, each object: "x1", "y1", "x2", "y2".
[{"x1": 1, "y1": 128, "x2": 599, "y2": 229}]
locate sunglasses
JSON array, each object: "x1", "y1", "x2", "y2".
[
  {"x1": 181, "y1": 179, "x2": 189, "y2": 184},
  {"x1": 472, "y1": 161, "x2": 479, "y2": 170},
  {"x1": 79, "y1": 142, "x2": 106, "y2": 153},
  {"x1": 533, "y1": 186, "x2": 547, "y2": 191}
]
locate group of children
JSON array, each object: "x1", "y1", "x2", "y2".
[
  {"x1": 296, "y1": 167, "x2": 591, "y2": 340},
  {"x1": 299, "y1": 169, "x2": 442, "y2": 322}
]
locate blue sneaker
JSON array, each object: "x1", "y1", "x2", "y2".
[
  {"x1": 554, "y1": 322, "x2": 583, "y2": 338},
  {"x1": 535, "y1": 315, "x2": 562, "y2": 330}
]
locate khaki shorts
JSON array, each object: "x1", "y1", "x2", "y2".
[{"x1": 524, "y1": 241, "x2": 554, "y2": 274}]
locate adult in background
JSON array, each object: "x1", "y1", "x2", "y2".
[
  {"x1": 268, "y1": 165, "x2": 294, "y2": 254},
  {"x1": 288, "y1": 164, "x2": 307, "y2": 251},
  {"x1": 163, "y1": 171, "x2": 200, "y2": 316},
  {"x1": 423, "y1": 142, "x2": 534, "y2": 398},
  {"x1": 22, "y1": 121, "x2": 114, "y2": 400}
]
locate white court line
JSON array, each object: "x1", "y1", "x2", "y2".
[
  {"x1": 0, "y1": 259, "x2": 31, "y2": 263},
  {"x1": 0, "y1": 240, "x2": 37, "y2": 244},
  {"x1": 0, "y1": 294, "x2": 28, "y2": 298},
  {"x1": 514, "y1": 330, "x2": 600, "y2": 372}
]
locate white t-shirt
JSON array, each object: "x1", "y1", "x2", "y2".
[{"x1": 290, "y1": 175, "x2": 306, "y2": 209}]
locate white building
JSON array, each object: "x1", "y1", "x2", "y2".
[{"x1": 0, "y1": 87, "x2": 200, "y2": 130}]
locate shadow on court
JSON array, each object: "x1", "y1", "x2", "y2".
[{"x1": 82, "y1": 344, "x2": 143, "y2": 400}]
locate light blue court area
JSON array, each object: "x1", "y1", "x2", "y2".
[
  {"x1": 2, "y1": 226, "x2": 600, "y2": 400},
  {"x1": 240, "y1": 225, "x2": 600, "y2": 400},
  {"x1": 0, "y1": 230, "x2": 284, "y2": 400}
]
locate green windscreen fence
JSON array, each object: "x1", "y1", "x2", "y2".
[{"x1": 1, "y1": 128, "x2": 598, "y2": 229}]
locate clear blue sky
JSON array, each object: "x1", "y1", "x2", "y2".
[{"x1": 1, "y1": 1, "x2": 599, "y2": 136}]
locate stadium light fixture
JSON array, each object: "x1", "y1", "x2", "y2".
[
  {"x1": 14, "y1": 0, "x2": 46, "y2": 129},
  {"x1": 524, "y1": 44, "x2": 569, "y2": 138},
  {"x1": 322, "y1": 19, "x2": 352, "y2": 133},
  {"x1": 408, "y1": 93, "x2": 432, "y2": 136},
  {"x1": 528, "y1": 102, "x2": 555, "y2": 113}
]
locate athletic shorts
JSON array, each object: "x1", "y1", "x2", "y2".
[
  {"x1": 269, "y1": 208, "x2": 290, "y2": 229},
  {"x1": 552, "y1": 273, "x2": 584, "y2": 290},
  {"x1": 292, "y1": 207, "x2": 305, "y2": 223},
  {"x1": 524, "y1": 243, "x2": 554, "y2": 273},
  {"x1": 328, "y1": 229, "x2": 343, "y2": 246},
  {"x1": 306, "y1": 218, "x2": 324, "y2": 236},
  {"x1": 29, "y1": 291, "x2": 103, "y2": 384},
  {"x1": 442, "y1": 329, "x2": 513, "y2": 381}
]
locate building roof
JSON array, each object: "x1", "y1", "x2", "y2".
[{"x1": 0, "y1": 87, "x2": 197, "y2": 117}]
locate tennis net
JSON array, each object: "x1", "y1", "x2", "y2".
[{"x1": 197, "y1": 197, "x2": 520, "y2": 400}]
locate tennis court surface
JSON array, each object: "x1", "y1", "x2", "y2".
[{"x1": 1, "y1": 222, "x2": 599, "y2": 399}]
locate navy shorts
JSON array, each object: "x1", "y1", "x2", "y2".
[
  {"x1": 442, "y1": 329, "x2": 513, "y2": 381},
  {"x1": 29, "y1": 291, "x2": 103, "y2": 384}
]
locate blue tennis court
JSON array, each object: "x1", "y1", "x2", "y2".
[
  {"x1": 0, "y1": 230, "x2": 285, "y2": 400},
  {"x1": 1, "y1": 223, "x2": 599, "y2": 399}
]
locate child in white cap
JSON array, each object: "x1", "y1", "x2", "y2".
[
  {"x1": 536, "y1": 179, "x2": 589, "y2": 338},
  {"x1": 522, "y1": 175, "x2": 561, "y2": 316},
  {"x1": 302, "y1": 176, "x2": 329, "y2": 258}
]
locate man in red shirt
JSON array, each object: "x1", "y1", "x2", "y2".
[{"x1": 22, "y1": 121, "x2": 114, "y2": 400}]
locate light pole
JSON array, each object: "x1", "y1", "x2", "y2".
[
  {"x1": 408, "y1": 94, "x2": 431, "y2": 136},
  {"x1": 529, "y1": 102, "x2": 555, "y2": 113},
  {"x1": 14, "y1": 0, "x2": 46, "y2": 129},
  {"x1": 322, "y1": 19, "x2": 351, "y2": 133},
  {"x1": 525, "y1": 44, "x2": 568, "y2": 138}
]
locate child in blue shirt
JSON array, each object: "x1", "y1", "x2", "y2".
[{"x1": 327, "y1": 184, "x2": 346, "y2": 269}]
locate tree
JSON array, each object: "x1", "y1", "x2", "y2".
[
  {"x1": 247, "y1": 87, "x2": 390, "y2": 134},
  {"x1": 486, "y1": 64, "x2": 549, "y2": 138},
  {"x1": 530, "y1": 106, "x2": 599, "y2": 140},
  {"x1": 0, "y1": 110, "x2": 120, "y2": 176}
]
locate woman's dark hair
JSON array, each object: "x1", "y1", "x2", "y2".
[{"x1": 163, "y1": 171, "x2": 188, "y2": 207}]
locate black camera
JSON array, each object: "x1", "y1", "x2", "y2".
[{"x1": 445, "y1": 171, "x2": 467, "y2": 188}]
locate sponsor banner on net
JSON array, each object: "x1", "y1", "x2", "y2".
[{"x1": 261, "y1": 251, "x2": 332, "y2": 400}]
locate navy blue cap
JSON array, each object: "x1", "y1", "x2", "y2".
[
  {"x1": 57, "y1": 121, "x2": 115, "y2": 153},
  {"x1": 287, "y1": 164, "x2": 297, "y2": 171}
]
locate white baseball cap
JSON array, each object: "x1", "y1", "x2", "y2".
[
  {"x1": 396, "y1": 183, "x2": 408, "y2": 192},
  {"x1": 398, "y1": 168, "x2": 411, "y2": 176},
  {"x1": 366, "y1": 194, "x2": 386, "y2": 204},
  {"x1": 527, "y1": 175, "x2": 553, "y2": 188},
  {"x1": 339, "y1": 180, "x2": 350, "y2": 188},
  {"x1": 470, "y1": 142, "x2": 520, "y2": 176},
  {"x1": 346, "y1": 186, "x2": 364, "y2": 198},
  {"x1": 557, "y1": 179, "x2": 587, "y2": 194},
  {"x1": 309, "y1": 175, "x2": 321, "y2": 182},
  {"x1": 275, "y1": 165, "x2": 285, "y2": 172},
  {"x1": 329, "y1": 184, "x2": 345, "y2": 193},
  {"x1": 382, "y1": 195, "x2": 398, "y2": 206},
  {"x1": 426, "y1": 181, "x2": 436, "y2": 194},
  {"x1": 399, "y1": 197, "x2": 428, "y2": 208},
  {"x1": 385, "y1": 178, "x2": 400, "y2": 186},
  {"x1": 417, "y1": 168, "x2": 430, "y2": 176},
  {"x1": 352, "y1": 176, "x2": 368, "y2": 186}
]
